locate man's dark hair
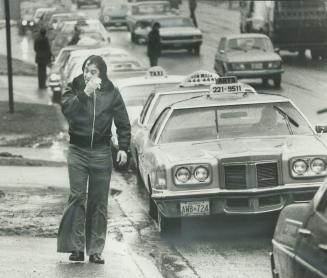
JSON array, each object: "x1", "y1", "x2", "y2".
[
  {"x1": 40, "y1": 28, "x2": 46, "y2": 36},
  {"x1": 153, "y1": 22, "x2": 160, "y2": 29},
  {"x1": 82, "y1": 55, "x2": 109, "y2": 82}
]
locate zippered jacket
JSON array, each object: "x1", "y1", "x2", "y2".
[{"x1": 61, "y1": 74, "x2": 131, "y2": 151}]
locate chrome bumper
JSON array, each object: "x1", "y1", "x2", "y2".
[
  {"x1": 226, "y1": 68, "x2": 284, "y2": 78},
  {"x1": 153, "y1": 182, "x2": 321, "y2": 217}
]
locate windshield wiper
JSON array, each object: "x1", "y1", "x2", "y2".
[{"x1": 273, "y1": 105, "x2": 299, "y2": 134}]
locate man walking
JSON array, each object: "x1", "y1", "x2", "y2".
[
  {"x1": 189, "y1": 0, "x2": 198, "y2": 27},
  {"x1": 34, "y1": 28, "x2": 52, "y2": 89},
  {"x1": 147, "y1": 22, "x2": 161, "y2": 67}
]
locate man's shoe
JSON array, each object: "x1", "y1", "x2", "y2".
[
  {"x1": 69, "y1": 251, "x2": 84, "y2": 261},
  {"x1": 89, "y1": 254, "x2": 105, "y2": 264}
]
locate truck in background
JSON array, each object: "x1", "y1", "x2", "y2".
[{"x1": 240, "y1": 0, "x2": 327, "y2": 60}]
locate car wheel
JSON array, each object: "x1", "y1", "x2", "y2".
[
  {"x1": 311, "y1": 49, "x2": 320, "y2": 61},
  {"x1": 131, "y1": 32, "x2": 135, "y2": 43},
  {"x1": 273, "y1": 74, "x2": 282, "y2": 88},
  {"x1": 157, "y1": 211, "x2": 181, "y2": 237},
  {"x1": 193, "y1": 45, "x2": 200, "y2": 56},
  {"x1": 148, "y1": 184, "x2": 158, "y2": 220},
  {"x1": 262, "y1": 77, "x2": 269, "y2": 87}
]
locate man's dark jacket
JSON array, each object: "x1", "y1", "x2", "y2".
[
  {"x1": 147, "y1": 29, "x2": 161, "y2": 58},
  {"x1": 61, "y1": 74, "x2": 131, "y2": 151},
  {"x1": 34, "y1": 35, "x2": 52, "y2": 65}
]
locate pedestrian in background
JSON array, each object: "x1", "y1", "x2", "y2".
[
  {"x1": 147, "y1": 22, "x2": 161, "y2": 67},
  {"x1": 68, "y1": 25, "x2": 81, "y2": 45},
  {"x1": 57, "y1": 55, "x2": 131, "y2": 264},
  {"x1": 189, "y1": 0, "x2": 198, "y2": 27},
  {"x1": 34, "y1": 28, "x2": 52, "y2": 89}
]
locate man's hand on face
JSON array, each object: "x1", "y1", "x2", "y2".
[
  {"x1": 116, "y1": 150, "x2": 128, "y2": 166},
  {"x1": 84, "y1": 77, "x2": 102, "y2": 96}
]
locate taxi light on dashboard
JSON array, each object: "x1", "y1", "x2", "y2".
[
  {"x1": 174, "y1": 164, "x2": 211, "y2": 185},
  {"x1": 290, "y1": 157, "x2": 327, "y2": 177},
  {"x1": 179, "y1": 70, "x2": 219, "y2": 87}
]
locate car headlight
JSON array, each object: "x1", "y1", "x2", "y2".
[
  {"x1": 292, "y1": 159, "x2": 308, "y2": 175},
  {"x1": 291, "y1": 157, "x2": 327, "y2": 177},
  {"x1": 49, "y1": 73, "x2": 60, "y2": 81},
  {"x1": 104, "y1": 16, "x2": 110, "y2": 22},
  {"x1": 22, "y1": 20, "x2": 27, "y2": 26},
  {"x1": 194, "y1": 166, "x2": 209, "y2": 182},
  {"x1": 175, "y1": 167, "x2": 191, "y2": 183},
  {"x1": 231, "y1": 63, "x2": 246, "y2": 71},
  {"x1": 311, "y1": 158, "x2": 326, "y2": 174},
  {"x1": 29, "y1": 21, "x2": 34, "y2": 26},
  {"x1": 267, "y1": 61, "x2": 281, "y2": 69}
]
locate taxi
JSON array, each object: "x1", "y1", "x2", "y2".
[
  {"x1": 134, "y1": 75, "x2": 326, "y2": 234},
  {"x1": 111, "y1": 66, "x2": 186, "y2": 170},
  {"x1": 214, "y1": 34, "x2": 284, "y2": 88},
  {"x1": 127, "y1": 1, "x2": 172, "y2": 43},
  {"x1": 271, "y1": 181, "x2": 327, "y2": 278}
]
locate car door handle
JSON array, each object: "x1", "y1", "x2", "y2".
[
  {"x1": 319, "y1": 244, "x2": 327, "y2": 253},
  {"x1": 298, "y1": 228, "x2": 312, "y2": 236}
]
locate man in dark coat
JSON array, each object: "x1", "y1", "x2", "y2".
[
  {"x1": 189, "y1": 0, "x2": 198, "y2": 27},
  {"x1": 34, "y1": 28, "x2": 52, "y2": 89},
  {"x1": 147, "y1": 22, "x2": 161, "y2": 67},
  {"x1": 68, "y1": 25, "x2": 81, "y2": 45}
]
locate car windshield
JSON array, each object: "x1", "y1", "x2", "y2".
[
  {"x1": 159, "y1": 102, "x2": 313, "y2": 143},
  {"x1": 147, "y1": 91, "x2": 207, "y2": 126},
  {"x1": 133, "y1": 3, "x2": 170, "y2": 15},
  {"x1": 159, "y1": 18, "x2": 194, "y2": 28},
  {"x1": 227, "y1": 37, "x2": 274, "y2": 52},
  {"x1": 120, "y1": 83, "x2": 180, "y2": 107}
]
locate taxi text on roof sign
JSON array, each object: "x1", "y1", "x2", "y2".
[
  {"x1": 180, "y1": 70, "x2": 219, "y2": 87},
  {"x1": 209, "y1": 76, "x2": 250, "y2": 96},
  {"x1": 145, "y1": 66, "x2": 168, "y2": 78}
]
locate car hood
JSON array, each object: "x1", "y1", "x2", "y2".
[
  {"x1": 226, "y1": 51, "x2": 281, "y2": 63},
  {"x1": 162, "y1": 136, "x2": 326, "y2": 163},
  {"x1": 160, "y1": 27, "x2": 201, "y2": 36},
  {"x1": 106, "y1": 10, "x2": 127, "y2": 17}
]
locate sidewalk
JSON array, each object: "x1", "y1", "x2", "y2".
[{"x1": 0, "y1": 236, "x2": 163, "y2": 278}]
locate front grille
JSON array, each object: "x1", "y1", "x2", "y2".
[
  {"x1": 111, "y1": 16, "x2": 125, "y2": 20},
  {"x1": 257, "y1": 163, "x2": 279, "y2": 188},
  {"x1": 161, "y1": 35, "x2": 195, "y2": 41},
  {"x1": 224, "y1": 165, "x2": 246, "y2": 189},
  {"x1": 223, "y1": 162, "x2": 279, "y2": 189}
]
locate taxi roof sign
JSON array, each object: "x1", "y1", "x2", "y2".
[
  {"x1": 180, "y1": 70, "x2": 219, "y2": 87},
  {"x1": 216, "y1": 76, "x2": 238, "y2": 84},
  {"x1": 145, "y1": 66, "x2": 167, "y2": 78},
  {"x1": 209, "y1": 82, "x2": 256, "y2": 97}
]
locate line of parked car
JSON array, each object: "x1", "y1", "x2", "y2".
[{"x1": 28, "y1": 1, "x2": 326, "y2": 277}]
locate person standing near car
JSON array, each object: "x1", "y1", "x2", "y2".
[
  {"x1": 57, "y1": 55, "x2": 131, "y2": 264},
  {"x1": 34, "y1": 28, "x2": 52, "y2": 89},
  {"x1": 189, "y1": 0, "x2": 198, "y2": 27},
  {"x1": 147, "y1": 22, "x2": 161, "y2": 67},
  {"x1": 68, "y1": 25, "x2": 81, "y2": 45}
]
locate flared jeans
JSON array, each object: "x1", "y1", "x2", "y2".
[{"x1": 57, "y1": 144, "x2": 112, "y2": 255}]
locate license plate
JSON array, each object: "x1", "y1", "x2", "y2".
[
  {"x1": 252, "y1": 63, "x2": 263, "y2": 69},
  {"x1": 180, "y1": 200, "x2": 210, "y2": 217}
]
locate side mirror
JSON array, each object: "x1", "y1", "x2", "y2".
[
  {"x1": 219, "y1": 49, "x2": 225, "y2": 54},
  {"x1": 315, "y1": 124, "x2": 327, "y2": 134},
  {"x1": 274, "y1": 48, "x2": 280, "y2": 54}
]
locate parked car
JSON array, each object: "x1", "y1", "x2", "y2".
[
  {"x1": 271, "y1": 179, "x2": 327, "y2": 278},
  {"x1": 214, "y1": 34, "x2": 284, "y2": 87},
  {"x1": 99, "y1": 4, "x2": 129, "y2": 27},
  {"x1": 111, "y1": 66, "x2": 185, "y2": 171},
  {"x1": 127, "y1": 1, "x2": 172, "y2": 42},
  {"x1": 133, "y1": 74, "x2": 326, "y2": 235}
]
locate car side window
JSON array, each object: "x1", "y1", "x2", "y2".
[
  {"x1": 149, "y1": 108, "x2": 170, "y2": 142},
  {"x1": 140, "y1": 93, "x2": 155, "y2": 124},
  {"x1": 218, "y1": 38, "x2": 226, "y2": 52}
]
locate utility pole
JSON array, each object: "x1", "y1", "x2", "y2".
[{"x1": 4, "y1": 0, "x2": 14, "y2": 113}]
